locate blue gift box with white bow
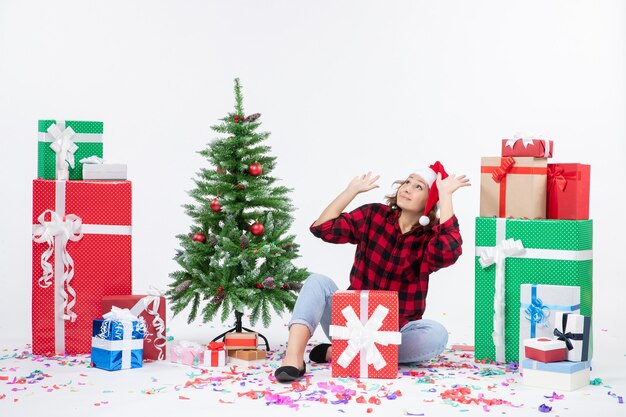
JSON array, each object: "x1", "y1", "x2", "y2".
[{"x1": 91, "y1": 310, "x2": 145, "y2": 371}]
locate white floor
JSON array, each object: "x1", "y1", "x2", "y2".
[{"x1": 1, "y1": 322, "x2": 624, "y2": 417}]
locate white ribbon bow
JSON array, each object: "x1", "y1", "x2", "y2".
[
  {"x1": 330, "y1": 305, "x2": 402, "y2": 372},
  {"x1": 47, "y1": 124, "x2": 78, "y2": 178},
  {"x1": 478, "y1": 238, "x2": 525, "y2": 362},
  {"x1": 504, "y1": 132, "x2": 538, "y2": 149},
  {"x1": 130, "y1": 287, "x2": 167, "y2": 360},
  {"x1": 32, "y1": 209, "x2": 83, "y2": 322}
]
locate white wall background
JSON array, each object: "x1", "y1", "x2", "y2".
[{"x1": 1, "y1": 0, "x2": 624, "y2": 346}]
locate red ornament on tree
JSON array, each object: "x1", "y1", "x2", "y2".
[
  {"x1": 282, "y1": 284, "x2": 289, "y2": 290},
  {"x1": 218, "y1": 286, "x2": 223, "y2": 292},
  {"x1": 248, "y1": 162, "x2": 262, "y2": 176},
  {"x1": 235, "y1": 184, "x2": 245, "y2": 190},
  {"x1": 250, "y1": 221, "x2": 264, "y2": 236},
  {"x1": 192, "y1": 232, "x2": 206, "y2": 243},
  {"x1": 210, "y1": 198, "x2": 221, "y2": 212},
  {"x1": 256, "y1": 283, "x2": 263, "y2": 289}
]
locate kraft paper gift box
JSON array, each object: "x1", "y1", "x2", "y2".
[
  {"x1": 523, "y1": 337, "x2": 568, "y2": 363},
  {"x1": 169, "y1": 341, "x2": 204, "y2": 366},
  {"x1": 474, "y1": 217, "x2": 592, "y2": 363},
  {"x1": 227, "y1": 349, "x2": 267, "y2": 361},
  {"x1": 501, "y1": 138, "x2": 554, "y2": 158},
  {"x1": 91, "y1": 308, "x2": 145, "y2": 371},
  {"x1": 83, "y1": 163, "x2": 127, "y2": 180},
  {"x1": 480, "y1": 156, "x2": 547, "y2": 219},
  {"x1": 519, "y1": 284, "x2": 581, "y2": 366},
  {"x1": 522, "y1": 359, "x2": 591, "y2": 391},
  {"x1": 553, "y1": 312, "x2": 591, "y2": 362},
  {"x1": 329, "y1": 291, "x2": 402, "y2": 379},
  {"x1": 224, "y1": 332, "x2": 258, "y2": 350},
  {"x1": 203, "y1": 342, "x2": 227, "y2": 367},
  {"x1": 32, "y1": 179, "x2": 132, "y2": 355},
  {"x1": 547, "y1": 163, "x2": 591, "y2": 220},
  {"x1": 102, "y1": 294, "x2": 167, "y2": 360},
  {"x1": 37, "y1": 120, "x2": 104, "y2": 180}
]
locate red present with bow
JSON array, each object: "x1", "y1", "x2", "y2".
[
  {"x1": 480, "y1": 157, "x2": 547, "y2": 219},
  {"x1": 203, "y1": 341, "x2": 227, "y2": 367},
  {"x1": 329, "y1": 291, "x2": 401, "y2": 379},
  {"x1": 547, "y1": 163, "x2": 590, "y2": 220},
  {"x1": 102, "y1": 294, "x2": 167, "y2": 360},
  {"x1": 32, "y1": 179, "x2": 132, "y2": 355},
  {"x1": 501, "y1": 137, "x2": 554, "y2": 158}
]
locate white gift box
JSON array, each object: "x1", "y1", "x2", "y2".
[
  {"x1": 83, "y1": 163, "x2": 127, "y2": 180},
  {"x1": 553, "y1": 312, "x2": 591, "y2": 362},
  {"x1": 519, "y1": 284, "x2": 580, "y2": 366},
  {"x1": 522, "y1": 359, "x2": 590, "y2": 391}
]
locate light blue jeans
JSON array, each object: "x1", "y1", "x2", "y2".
[{"x1": 289, "y1": 273, "x2": 449, "y2": 364}]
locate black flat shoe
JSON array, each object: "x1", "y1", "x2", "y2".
[
  {"x1": 274, "y1": 361, "x2": 306, "y2": 382},
  {"x1": 309, "y1": 343, "x2": 331, "y2": 363}
]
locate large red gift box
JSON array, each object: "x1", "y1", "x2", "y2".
[
  {"x1": 501, "y1": 138, "x2": 554, "y2": 158},
  {"x1": 329, "y1": 291, "x2": 401, "y2": 379},
  {"x1": 32, "y1": 179, "x2": 132, "y2": 355},
  {"x1": 102, "y1": 295, "x2": 167, "y2": 360},
  {"x1": 547, "y1": 163, "x2": 591, "y2": 220}
]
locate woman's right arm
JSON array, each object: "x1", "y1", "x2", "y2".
[{"x1": 313, "y1": 171, "x2": 380, "y2": 226}]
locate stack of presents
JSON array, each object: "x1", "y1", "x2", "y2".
[
  {"x1": 475, "y1": 137, "x2": 592, "y2": 391},
  {"x1": 31, "y1": 119, "x2": 264, "y2": 371}
]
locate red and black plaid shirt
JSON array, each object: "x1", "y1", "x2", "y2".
[{"x1": 310, "y1": 203, "x2": 463, "y2": 328}]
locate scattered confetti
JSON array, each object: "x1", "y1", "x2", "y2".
[
  {"x1": 590, "y1": 378, "x2": 603, "y2": 385},
  {"x1": 538, "y1": 403, "x2": 552, "y2": 412}
]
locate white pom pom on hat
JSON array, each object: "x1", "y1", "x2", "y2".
[{"x1": 413, "y1": 161, "x2": 448, "y2": 226}]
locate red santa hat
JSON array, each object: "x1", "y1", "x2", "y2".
[{"x1": 412, "y1": 161, "x2": 448, "y2": 226}]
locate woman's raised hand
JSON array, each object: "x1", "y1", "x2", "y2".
[{"x1": 346, "y1": 171, "x2": 380, "y2": 194}]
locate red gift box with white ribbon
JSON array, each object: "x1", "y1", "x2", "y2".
[
  {"x1": 501, "y1": 137, "x2": 554, "y2": 158},
  {"x1": 32, "y1": 179, "x2": 132, "y2": 355},
  {"x1": 329, "y1": 291, "x2": 401, "y2": 379},
  {"x1": 102, "y1": 294, "x2": 167, "y2": 360}
]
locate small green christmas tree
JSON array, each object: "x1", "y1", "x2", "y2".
[{"x1": 168, "y1": 78, "x2": 309, "y2": 327}]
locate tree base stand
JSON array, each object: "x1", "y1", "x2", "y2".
[{"x1": 211, "y1": 310, "x2": 270, "y2": 351}]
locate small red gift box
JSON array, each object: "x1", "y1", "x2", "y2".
[
  {"x1": 501, "y1": 138, "x2": 553, "y2": 158},
  {"x1": 102, "y1": 294, "x2": 167, "y2": 360},
  {"x1": 329, "y1": 291, "x2": 401, "y2": 379},
  {"x1": 523, "y1": 337, "x2": 568, "y2": 363},
  {"x1": 547, "y1": 163, "x2": 591, "y2": 220},
  {"x1": 32, "y1": 179, "x2": 132, "y2": 355}
]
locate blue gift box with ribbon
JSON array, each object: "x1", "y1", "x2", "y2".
[
  {"x1": 519, "y1": 284, "x2": 580, "y2": 366},
  {"x1": 91, "y1": 307, "x2": 145, "y2": 371}
]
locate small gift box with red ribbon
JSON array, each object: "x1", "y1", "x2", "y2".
[
  {"x1": 32, "y1": 179, "x2": 132, "y2": 355},
  {"x1": 501, "y1": 137, "x2": 554, "y2": 158},
  {"x1": 523, "y1": 337, "x2": 568, "y2": 363},
  {"x1": 480, "y1": 156, "x2": 548, "y2": 219},
  {"x1": 169, "y1": 341, "x2": 205, "y2": 366},
  {"x1": 553, "y1": 312, "x2": 591, "y2": 362},
  {"x1": 224, "y1": 332, "x2": 258, "y2": 350},
  {"x1": 203, "y1": 342, "x2": 227, "y2": 367},
  {"x1": 547, "y1": 163, "x2": 591, "y2": 220},
  {"x1": 102, "y1": 294, "x2": 167, "y2": 360},
  {"x1": 329, "y1": 290, "x2": 402, "y2": 379}
]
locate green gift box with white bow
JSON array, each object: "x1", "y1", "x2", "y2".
[
  {"x1": 474, "y1": 217, "x2": 593, "y2": 363},
  {"x1": 37, "y1": 120, "x2": 104, "y2": 180}
]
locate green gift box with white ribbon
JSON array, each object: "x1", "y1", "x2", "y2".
[
  {"x1": 474, "y1": 217, "x2": 592, "y2": 363},
  {"x1": 37, "y1": 120, "x2": 104, "y2": 180}
]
